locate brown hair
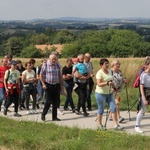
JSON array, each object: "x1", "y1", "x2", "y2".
[
  {"x1": 29, "y1": 58, "x2": 36, "y2": 64},
  {"x1": 100, "y1": 58, "x2": 109, "y2": 66},
  {"x1": 66, "y1": 58, "x2": 72, "y2": 63},
  {"x1": 25, "y1": 62, "x2": 32, "y2": 68}
]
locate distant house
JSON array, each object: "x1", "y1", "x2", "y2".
[{"x1": 35, "y1": 44, "x2": 63, "y2": 54}]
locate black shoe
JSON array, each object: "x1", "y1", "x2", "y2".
[
  {"x1": 83, "y1": 112, "x2": 89, "y2": 117},
  {"x1": 72, "y1": 108, "x2": 76, "y2": 113},
  {"x1": 36, "y1": 104, "x2": 40, "y2": 109},
  {"x1": 88, "y1": 108, "x2": 92, "y2": 111},
  {"x1": 14, "y1": 113, "x2": 21, "y2": 117},
  {"x1": 52, "y1": 118, "x2": 61, "y2": 121},
  {"x1": 41, "y1": 115, "x2": 45, "y2": 121},
  {"x1": 3, "y1": 108, "x2": 7, "y2": 115},
  {"x1": 7, "y1": 109, "x2": 11, "y2": 112},
  {"x1": 22, "y1": 104, "x2": 26, "y2": 109},
  {"x1": 76, "y1": 111, "x2": 82, "y2": 115},
  {"x1": 19, "y1": 106, "x2": 23, "y2": 110},
  {"x1": 64, "y1": 107, "x2": 70, "y2": 111}
]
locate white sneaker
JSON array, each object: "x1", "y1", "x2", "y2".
[
  {"x1": 73, "y1": 84, "x2": 78, "y2": 90},
  {"x1": 99, "y1": 125, "x2": 105, "y2": 130},
  {"x1": 118, "y1": 117, "x2": 124, "y2": 123},
  {"x1": 114, "y1": 124, "x2": 124, "y2": 130},
  {"x1": 26, "y1": 110, "x2": 32, "y2": 114},
  {"x1": 134, "y1": 127, "x2": 144, "y2": 133},
  {"x1": 57, "y1": 110, "x2": 64, "y2": 115},
  {"x1": 32, "y1": 110, "x2": 38, "y2": 114}
]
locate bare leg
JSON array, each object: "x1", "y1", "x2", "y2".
[
  {"x1": 112, "y1": 112, "x2": 118, "y2": 125},
  {"x1": 97, "y1": 114, "x2": 103, "y2": 125}
]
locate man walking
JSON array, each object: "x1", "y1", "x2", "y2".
[
  {"x1": 84, "y1": 53, "x2": 94, "y2": 111},
  {"x1": 40, "y1": 54, "x2": 64, "y2": 121}
]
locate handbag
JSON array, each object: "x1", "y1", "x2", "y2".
[{"x1": 144, "y1": 87, "x2": 150, "y2": 104}]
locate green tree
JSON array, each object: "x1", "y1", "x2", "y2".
[
  {"x1": 4, "y1": 36, "x2": 24, "y2": 56},
  {"x1": 53, "y1": 30, "x2": 76, "y2": 44},
  {"x1": 107, "y1": 30, "x2": 143, "y2": 57},
  {"x1": 20, "y1": 45, "x2": 42, "y2": 58},
  {"x1": 30, "y1": 33, "x2": 49, "y2": 45}
]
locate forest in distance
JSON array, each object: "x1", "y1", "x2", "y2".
[{"x1": 0, "y1": 18, "x2": 150, "y2": 58}]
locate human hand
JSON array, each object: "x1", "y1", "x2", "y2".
[
  {"x1": 144, "y1": 99, "x2": 149, "y2": 106},
  {"x1": 42, "y1": 85, "x2": 47, "y2": 89},
  {"x1": 91, "y1": 74, "x2": 94, "y2": 77},
  {"x1": 107, "y1": 80, "x2": 114, "y2": 86},
  {"x1": 123, "y1": 78, "x2": 127, "y2": 83}
]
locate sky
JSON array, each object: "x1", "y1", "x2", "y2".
[{"x1": 0, "y1": 0, "x2": 150, "y2": 20}]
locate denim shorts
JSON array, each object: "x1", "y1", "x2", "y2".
[{"x1": 95, "y1": 92, "x2": 116, "y2": 115}]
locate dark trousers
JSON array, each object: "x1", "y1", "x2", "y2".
[
  {"x1": 86, "y1": 77, "x2": 94, "y2": 109},
  {"x1": 75, "y1": 82, "x2": 87, "y2": 112},
  {"x1": 5, "y1": 89, "x2": 19, "y2": 113},
  {"x1": 24, "y1": 88, "x2": 37, "y2": 110},
  {"x1": 57, "y1": 84, "x2": 61, "y2": 108},
  {"x1": 64, "y1": 81, "x2": 75, "y2": 110},
  {"x1": 42, "y1": 83, "x2": 59, "y2": 120}
]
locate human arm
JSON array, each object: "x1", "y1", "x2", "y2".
[
  {"x1": 4, "y1": 71, "x2": 9, "y2": 95},
  {"x1": 62, "y1": 67, "x2": 73, "y2": 80},
  {"x1": 96, "y1": 79, "x2": 113, "y2": 87},
  {"x1": 140, "y1": 84, "x2": 148, "y2": 105}
]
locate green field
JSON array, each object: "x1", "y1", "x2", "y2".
[{"x1": 0, "y1": 57, "x2": 149, "y2": 150}]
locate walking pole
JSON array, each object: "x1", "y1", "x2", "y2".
[
  {"x1": 125, "y1": 81, "x2": 131, "y2": 121},
  {"x1": 127, "y1": 99, "x2": 138, "y2": 113},
  {"x1": 104, "y1": 84, "x2": 112, "y2": 130}
]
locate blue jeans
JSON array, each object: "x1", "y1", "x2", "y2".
[
  {"x1": 0, "y1": 88, "x2": 6, "y2": 106},
  {"x1": 64, "y1": 81, "x2": 75, "y2": 110},
  {"x1": 37, "y1": 80, "x2": 44, "y2": 103},
  {"x1": 95, "y1": 92, "x2": 116, "y2": 115}
]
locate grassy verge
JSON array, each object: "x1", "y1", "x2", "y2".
[
  {"x1": 0, "y1": 117, "x2": 150, "y2": 150},
  {"x1": 0, "y1": 116, "x2": 150, "y2": 150}
]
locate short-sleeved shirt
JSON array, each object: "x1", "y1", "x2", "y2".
[
  {"x1": 112, "y1": 70, "x2": 123, "y2": 90},
  {"x1": 22, "y1": 70, "x2": 35, "y2": 80},
  {"x1": 84, "y1": 62, "x2": 93, "y2": 74},
  {"x1": 95, "y1": 69, "x2": 113, "y2": 94},
  {"x1": 4, "y1": 69, "x2": 20, "y2": 84},
  {"x1": 40, "y1": 60, "x2": 61, "y2": 84},
  {"x1": 62, "y1": 65, "x2": 73, "y2": 83},
  {"x1": 0, "y1": 66, "x2": 10, "y2": 88},
  {"x1": 140, "y1": 72, "x2": 150, "y2": 88},
  {"x1": 74, "y1": 62, "x2": 87, "y2": 75}
]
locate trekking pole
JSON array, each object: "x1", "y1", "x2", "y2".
[
  {"x1": 125, "y1": 81, "x2": 131, "y2": 121},
  {"x1": 127, "y1": 99, "x2": 138, "y2": 113},
  {"x1": 104, "y1": 84, "x2": 112, "y2": 130}
]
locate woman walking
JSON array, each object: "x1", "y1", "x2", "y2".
[
  {"x1": 135, "y1": 59, "x2": 150, "y2": 133},
  {"x1": 95, "y1": 58, "x2": 123, "y2": 130},
  {"x1": 22, "y1": 62, "x2": 38, "y2": 114}
]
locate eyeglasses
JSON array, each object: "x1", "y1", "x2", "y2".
[{"x1": 115, "y1": 63, "x2": 121, "y2": 66}]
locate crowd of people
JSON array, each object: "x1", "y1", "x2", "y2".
[{"x1": 0, "y1": 53, "x2": 150, "y2": 133}]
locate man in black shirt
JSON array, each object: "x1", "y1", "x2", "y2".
[{"x1": 62, "y1": 58, "x2": 75, "y2": 112}]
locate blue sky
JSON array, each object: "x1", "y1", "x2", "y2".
[{"x1": 0, "y1": 0, "x2": 150, "y2": 20}]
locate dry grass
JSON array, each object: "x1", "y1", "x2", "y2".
[{"x1": 2, "y1": 57, "x2": 143, "y2": 86}]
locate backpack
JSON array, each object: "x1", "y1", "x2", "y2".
[{"x1": 133, "y1": 66, "x2": 145, "y2": 88}]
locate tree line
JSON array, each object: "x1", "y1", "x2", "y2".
[{"x1": 0, "y1": 28, "x2": 150, "y2": 58}]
